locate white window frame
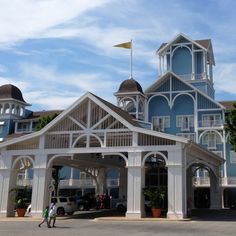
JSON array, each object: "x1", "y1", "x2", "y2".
[
  {"x1": 230, "y1": 151, "x2": 236, "y2": 164},
  {"x1": 152, "y1": 116, "x2": 170, "y2": 132},
  {"x1": 202, "y1": 132, "x2": 221, "y2": 150},
  {"x1": 176, "y1": 115, "x2": 194, "y2": 131},
  {"x1": 202, "y1": 113, "x2": 222, "y2": 127}
]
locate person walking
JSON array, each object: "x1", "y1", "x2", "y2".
[
  {"x1": 49, "y1": 201, "x2": 57, "y2": 227},
  {"x1": 38, "y1": 206, "x2": 50, "y2": 228}
]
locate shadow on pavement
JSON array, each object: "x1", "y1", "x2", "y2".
[
  {"x1": 61, "y1": 209, "x2": 125, "y2": 220},
  {"x1": 60, "y1": 208, "x2": 236, "y2": 222},
  {"x1": 191, "y1": 209, "x2": 236, "y2": 221}
]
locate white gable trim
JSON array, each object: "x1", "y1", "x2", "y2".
[
  {"x1": 0, "y1": 92, "x2": 189, "y2": 149},
  {"x1": 157, "y1": 33, "x2": 207, "y2": 55},
  {"x1": 145, "y1": 72, "x2": 225, "y2": 110}
]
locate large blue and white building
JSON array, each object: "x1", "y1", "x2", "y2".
[{"x1": 0, "y1": 33, "x2": 234, "y2": 218}]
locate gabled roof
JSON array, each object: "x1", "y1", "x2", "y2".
[
  {"x1": 20, "y1": 110, "x2": 63, "y2": 121},
  {"x1": 91, "y1": 93, "x2": 140, "y2": 127},
  {"x1": 0, "y1": 92, "x2": 189, "y2": 149},
  {"x1": 145, "y1": 71, "x2": 225, "y2": 109},
  {"x1": 157, "y1": 33, "x2": 215, "y2": 65},
  {"x1": 219, "y1": 101, "x2": 236, "y2": 112}
]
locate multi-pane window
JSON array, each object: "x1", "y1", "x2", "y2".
[
  {"x1": 176, "y1": 115, "x2": 194, "y2": 131},
  {"x1": 202, "y1": 114, "x2": 221, "y2": 127},
  {"x1": 177, "y1": 133, "x2": 195, "y2": 141},
  {"x1": 202, "y1": 132, "x2": 221, "y2": 149},
  {"x1": 152, "y1": 116, "x2": 170, "y2": 132},
  {"x1": 230, "y1": 151, "x2": 236, "y2": 164},
  {"x1": 16, "y1": 122, "x2": 31, "y2": 133}
]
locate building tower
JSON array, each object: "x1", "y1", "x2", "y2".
[
  {"x1": 0, "y1": 84, "x2": 30, "y2": 141},
  {"x1": 157, "y1": 33, "x2": 215, "y2": 98},
  {"x1": 114, "y1": 78, "x2": 147, "y2": 121}
]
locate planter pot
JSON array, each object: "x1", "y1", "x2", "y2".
[
  {"x1": 16, "y1": 208, "x2": 26, "y2": 217},
  {"x1": 151, "y1": 208, "x2": 161, "y2": 218}
]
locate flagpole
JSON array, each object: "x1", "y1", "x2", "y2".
[{"x1": 130, "y1": 39, "x2": 133, "y2": 78}]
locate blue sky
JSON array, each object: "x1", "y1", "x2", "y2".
[{"x1": 0, "y1": 0, "x2": 236, "y2": 111}]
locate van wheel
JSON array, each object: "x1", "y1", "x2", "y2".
[{"x1": 57, "y1": 207, "x2": 65, "y2": 216}]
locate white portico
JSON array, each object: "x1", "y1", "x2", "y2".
[{"x1": 0, "y1": 92, "x2": 224, "y2": 219}]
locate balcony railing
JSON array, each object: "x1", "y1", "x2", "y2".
[
  {"x1": 178, "y1": 74, "x2": 192, "y2": 81},
  {"x1": 16, "y1": 179, "x2": 33, "y2": 186},
  {"x1": 193, "y1": 177, "x2": 210, "y2": 186},
  {"x1": 59, "y1": 178, "x2": 120, "y2": 188},
  {"x1": 177, "y1": 73, "x2": 207, "y2": 81},
  {"x1": 59, "y1": 179, "x2": 95, "y2": 187},
  {"x1": 198, "y1": 120, "x2": 223, "y2": 128},
  {"x1": 16, "y1": 178, "x2": 120, "y2": 188},
  {"x1": 106, "y1": 178, "x2": 120, "y2": 187},
  {"x1": 193, "y1": 177, "x2": 236, "y2": 187}
]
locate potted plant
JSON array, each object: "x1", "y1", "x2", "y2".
[
  {"x1": 10, "y1": 187, "x2": 29, "y2": 217},
  {"x1": 143, "y1": 187, "x2": 166, "y2": 217}
]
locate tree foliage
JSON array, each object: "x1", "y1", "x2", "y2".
[
  {"x1": 225, "y1": 103, "x2": 236, "y2": 152},
  {"x1": 35, "y1": 113, "x2": 58, "y2": 131}
]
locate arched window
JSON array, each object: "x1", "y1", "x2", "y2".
[
  {"x1": 11, "y1": 104, "x2": 15, "y2": 114},
  {"x1": 172, "y1": 47, "x2": 192, "y2": 78},
  {"x1": 0, "y1": 104, "x2": 3, "y2": 114},
  {"x1": 4, "y1": 103, "x2": 10, "y2": 114},
  {"x1": 20, "y1": 107, "x2": 24, "y2": 116}
]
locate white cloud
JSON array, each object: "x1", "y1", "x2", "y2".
[
  {"x1": 214, "y1": 63, "x2": 236, "y2": 94},
  {"x1": 16, "y1": 63, "x2": 119, "y2": 109},
  {"x1": 0, "y1": 0, "x2": 109, "y2": 47}
]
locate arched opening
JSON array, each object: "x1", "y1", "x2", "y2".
[
  {"x1": 4, "y1": 103, "x2": 10, "y2": 114},
  {"x1": 47, "y1": 152, "x2": 127, "y2": 215},
  {"x1": 8, "y1": 156, "x2": 34, "y2": 217},
  {"x1": 144, "y1": 153, "x2": 168, "y2": 216},
  {"x1": 186, "y1": 161, "x2": 220, "y2": 215},
  {"x1": 119, "y1": 97, "x2": 136, "y2": 118},
  {"x1": 172, "y1": 46, "x2": 192, "y2": 79},
  {"x1": 20, "y1": 107, "x2": 24, "y2": 116},
  {"x1": 192, "y1": 166, "x2": 211, "y2": 209}
]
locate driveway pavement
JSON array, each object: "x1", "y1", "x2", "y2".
[{"x1": 0, "y1": 209, "x2": 235, "y2": 236}]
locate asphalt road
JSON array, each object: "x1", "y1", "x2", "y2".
[{"x1": 0, "y1": 209, "x2": 235, "y2": 236}]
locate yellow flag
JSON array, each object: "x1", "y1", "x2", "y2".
[{"x1": 114, "y1": 41, "x2": 132, "y2": 49}]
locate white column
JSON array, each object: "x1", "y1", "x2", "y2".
[
  {"x1": 119, "y1": 167, "x2": 127, "y2": 199},
  {"x1": 159, "y1": 56, "x2": 162, "y2": 75},
  {"x1": 30, "y1": 154, "x2": 52, "y2": 217},
  {"x1": 135, "y1": 95, "x2": 139, "y2": 120},
  {"x1": 192, "y1": 48, "x2": 195, "y2": 80},
  {"x1": 203, "y1": 52, "x2": 207, "y2": 79},
  {"x1": 0, "y1": 169, "x2": 18, "y2": 217},
  {"x1": 222, "y1": 129, "x2": 227, "y2": 180},
  {"x1": 210, "y1": 171, "x2": 222, "y2": 209},
  {"x1": 167, "y1": 148, "x2": 187, "y2": 219},
  {"x1": 126, "y1": 151, "x2": 145, "y2": 218},
  {"x1": 186, "y1": 168, "x2": 194, "y2": 214},
  {"x1": 0, "y1": 152, "x2": 18, "y2": 217}
]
